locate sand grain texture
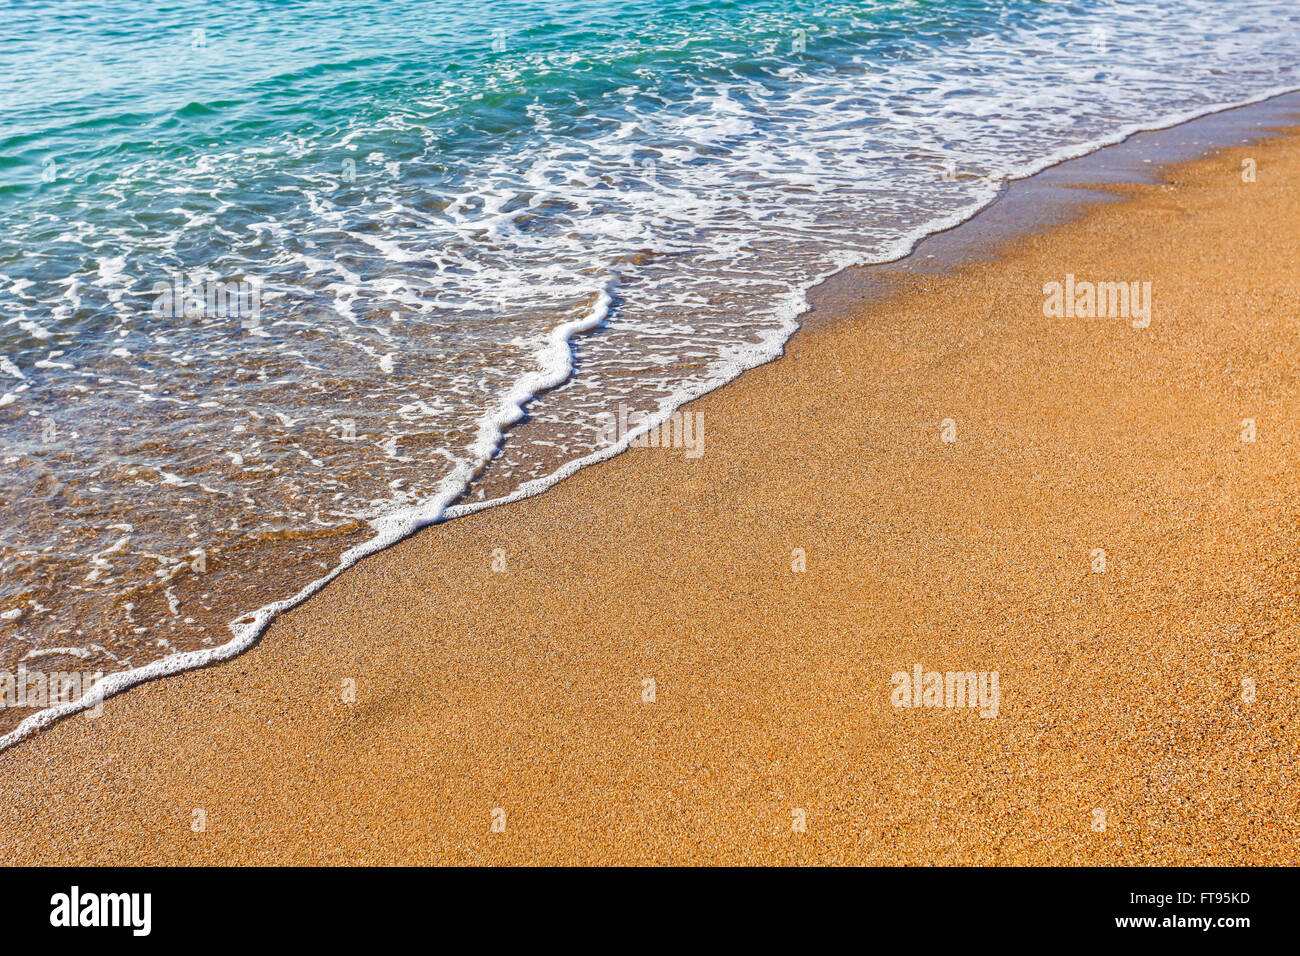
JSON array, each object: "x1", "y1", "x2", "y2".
[{"x1": 2, "y1": 132, "x2": 1298, "y2": 865}]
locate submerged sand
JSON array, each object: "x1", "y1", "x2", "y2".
[{"x1": 1, "y1": 129, "x2": 1297, "y2": 865}]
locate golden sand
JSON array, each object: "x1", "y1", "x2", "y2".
[{"x1": 2, "y1": 131, "x2": 1297, "y2": 866}]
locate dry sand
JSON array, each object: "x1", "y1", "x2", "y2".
[{"x1": 2, "y1": 130, "x2": 1298, "y2": 866}]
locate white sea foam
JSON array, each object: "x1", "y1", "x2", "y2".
[
  {"x1": 2, "y1": 88, "x2": 1297, "y2": 752},
  {"x1": 3, "y1": 0, "x2": 1299, "y2": 748},
  {"x1": 0, "y1": 280, "x2": 616, "y2": 750}
]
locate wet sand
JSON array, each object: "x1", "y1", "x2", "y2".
[{"x1": 1, "y1": 128, "x2": 1298, "y2": 866}]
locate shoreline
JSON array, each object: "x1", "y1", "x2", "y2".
[
  {"x1": 3, "y1": 118, "x2": 1299, "y2": 864},
  {"x1": 4, "y1": 89, "x2": 1299, "y2": 754}
]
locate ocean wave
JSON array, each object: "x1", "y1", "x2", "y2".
[{"x1": 1, "y1": 0, "x2": 1298, "y2": 747}]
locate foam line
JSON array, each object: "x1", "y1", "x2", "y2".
[
  {"x1": 2, "y1": 87, "x2": 1296, "y2": 753},
  {"x1": 0, "y1": 281, "x2": 616, "y2": 752}
]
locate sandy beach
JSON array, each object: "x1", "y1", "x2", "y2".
[{"x1": 2, "y1": 127, "x2": 1297, "y2": 866}]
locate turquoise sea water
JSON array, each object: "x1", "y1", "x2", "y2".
[{"x1": 0, "y1": 0, "x2": 1297, "y2": 743}]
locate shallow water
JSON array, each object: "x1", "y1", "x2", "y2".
[{"x1": 1, "y1": 0, "x2": 1298, "y2": 741}]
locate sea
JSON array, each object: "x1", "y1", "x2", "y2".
[{"x1": 1, "y1": 0, "x2": 1298, "y2": 745}]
